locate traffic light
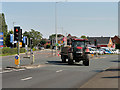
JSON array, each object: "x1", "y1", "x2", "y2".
[
  {"x1": 14, "y1": 27, "x2": 22, "y2": 41},
  {"x1": 25, "y1": 37, "x2": 27, "y2": 45},
  {"x1": 20, "y1": 29, "x2": 22, "y2": 41},
  {"x1": 30, "y1": 38, "x2": 33, "y2": 45},
  {"x1": 94, "y1": 39, "x2": 97, "y2": 46},
  {"x1": 14, "y1": 27, "x2": 20, "y2": 41}
]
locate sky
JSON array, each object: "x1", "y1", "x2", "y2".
[{"x1": 1, "y1": 2, "x2": 118, "y2": 39}]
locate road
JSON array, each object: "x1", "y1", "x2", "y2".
[{"x1": 1, "y1": 50, "x2": 119, "y2": 88}]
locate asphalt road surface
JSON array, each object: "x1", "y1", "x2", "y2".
[{"x1": 1, "y1": 50, "x2": 119, "y2": 88}]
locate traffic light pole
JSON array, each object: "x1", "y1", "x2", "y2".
[{"x1": 18, "y1": 41, "x2": 19, "y2": 55}]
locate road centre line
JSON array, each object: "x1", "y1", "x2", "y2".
[
  {"x1": 21, "y1": 77, "x2": 32, "y2": 81},
  {"x1": 56, "y1": 70, "x2": 63, "y2": 73}
]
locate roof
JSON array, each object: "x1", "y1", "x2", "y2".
[
  {"x1": 72, "y1": 38, "x2": 88, "y2": 41},
  {"x1": 87, "y1": 37, "x2": 111, "y2": 45}
]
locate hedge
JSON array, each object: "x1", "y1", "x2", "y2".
[{"x1": 0, "y1": 47, "x2": 25, "y2": 55}]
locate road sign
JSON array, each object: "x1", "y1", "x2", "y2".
[
  {"x1": 0, "y1": 32, "x2": 3, "y2": 48},
  {"x1": 17, "y1": 42, "x2": 22, "y2": 47},
  {"x1": 55, "y1": 43, "x2": 59, "y2": 46},
  {"x1": 23, "y1": 36, "x2": 26, "y2": 44},
  {"x1": 58, "y1": 40, "x2": 63, "y2": 44},
  {"x1": 15, "y1": 55, "x2": 20, "y2": 65},
  {"x1": 10, "y1": 34, "x2": 13, "y2": 43}
]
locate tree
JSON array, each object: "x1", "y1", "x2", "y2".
[
  {"x1": 49, "y1": 34, "x2": 64, "y2": 40},
  {"x1": 23, "y1": 29, "x2": 43, "y2": 48},
  {"x1": 5, "y1": 30, "x2": 13, "y2": 47},
  {"x1": 81, "y1": 35, "x2": 87, "y2": 39},
  {"x1": 0, "y1": 13, "x2": 8, "y2": 46},
  {"x1": 40, "y1": 40, "x2": 46, "y2": 45}
]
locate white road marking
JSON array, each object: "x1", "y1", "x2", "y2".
[
  {"x1": 21, "y1": 77, "x2": 32, "y2": 81},
  {"x1": 2, "y1": 70, "x2": 13, "y2": 73},
  {"x1": 56, "y1": 70, "x2": 63, "y2": 73},
  {"x1": 19, "y1": 69, "x2": 26, "y2": 71},
  {"x1": 0, "y1": 69, "x2": 26, "y2": 74}
]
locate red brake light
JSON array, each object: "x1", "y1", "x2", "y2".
[{"x1": 86, "y1": 48, "x2": 89, "y2": 52}]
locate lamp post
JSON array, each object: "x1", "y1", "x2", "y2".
[
  {"x1": 55, "y1": 0, "x2": 67, "y2": 56},
  {"x1": 13, "y1": 22, "x2": 15, "y2": 47},
  {"x1": 55, "y1": 2, "x2": 58, "y2": 56}
]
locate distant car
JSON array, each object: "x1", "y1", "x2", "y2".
[
  {"x1": 98, "y1": 49, "x2": 104, "y2": 55},
  {"x1": 39, "y1": 47, "x2": 44, "y2": 50},
  {"x1": 89, "y1": 48, "x2": 97, "y2": 54},
  {"x1": 104, "y1": 49, "x2": 112, "y2": 54},
  {"x1": 54, "y1": 47, "x2": 59, "y2": 50}
]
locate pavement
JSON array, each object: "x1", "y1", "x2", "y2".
[{"x1": 80, "y1": 66, "x2": 119, "y2": 88}]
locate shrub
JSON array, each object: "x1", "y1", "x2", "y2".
[
  {"x1": 32, "y1": 48, "x2": 36, "y2": 51},
  {"x1": 1, "y1": 47, "x2": 25, "y2": 55}
]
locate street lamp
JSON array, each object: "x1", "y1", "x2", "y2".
[
  {"x1": 55, "y1": 0, "x2": 67, "y2": 56},
  {"x1": 55, "y1": 2, "x2": 58, "y2": 56}
]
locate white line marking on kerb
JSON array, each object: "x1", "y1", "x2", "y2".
[
  {"x1": 21, "y1": 77, "x2": 32, "y2": 81},
  {"x1": 56, "y1": 70, "x2": 63, "y2": 73}
]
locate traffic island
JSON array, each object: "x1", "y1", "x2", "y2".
[{"x1": 4, "y1": 64, "x2": 45, "y2": 71}]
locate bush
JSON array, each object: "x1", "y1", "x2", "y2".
[
  {"x1": 32, "y1": 48, "x2": 36, "y2": 51},
  {"x1": 1, "y1": 47, "x2": 25, "y2": 55}
]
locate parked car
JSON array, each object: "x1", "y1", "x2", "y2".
[
  {"x1": 98, "y1": 49, "x2": 104, "y2": 55},
  {"x1": 104, "y1": 49, "x2": 112, "y2": 54},
  {"x1": 89, "y1": 48, "x2": 98, "y2": 54}
]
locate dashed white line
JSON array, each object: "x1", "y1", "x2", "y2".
[
  {"x1": 21, "y1": 77, "x2": 32, "y2": 81},
  {"x1": 56, "y1": 70, "x2": 63, "y2": 73}
]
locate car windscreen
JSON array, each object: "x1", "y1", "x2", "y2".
[{"x1": 72, "y1": 41, "x2": 85, "y2": 47}]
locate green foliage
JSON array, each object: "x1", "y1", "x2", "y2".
[
  {"x1": 46, "y1": 45, "x2": 50, "y2": 49},
  {"x1": 81, "y1": 35, "x2": 87, "y2": 39},
  {"x1": 40, "y1": 40, "x2": 46, "y2": 45},
  {"x1": 23, "y1": 29, "x2": 43, "y2": 47},
  {"x1": 5, "y1": 30, "x2": 13, "y2": 47},
  {"x1": 32, "y1": 48, "x2": 36, "y2": 51},
  {"x1": 1, "y1": 47, "x2": 25, "y2": 55},
  {"x1": 0, "y1": 13, "x2": 8, "y2": 46},
  {"x1": 0, "y1": 13, "x2": 8, "y2": 37},
  {"x1": 49, "y1": 34, "x2": 64, "y2": 40}
]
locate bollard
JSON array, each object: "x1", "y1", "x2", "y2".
[
  {"x1": 33, "y1": 54, "x2": 35, "y2": 63},
  {"x1": 31, "y1": 54, "x2": 35, "y2": 65},
  {"x1": 15, "y1": 55, "x2": 20, "y2": 67}
]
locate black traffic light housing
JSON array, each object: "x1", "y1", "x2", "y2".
[
  {"x1": 94, "y1": 39, "x2": 97, "y2": 46},
  {"x1": 14, "y1": 27, "x2": 22, "y2": 41}
]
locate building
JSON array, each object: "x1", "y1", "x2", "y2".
[
  {"x1": 112, "y1": 35, "x2": 120, "y2": 49},
  {"x1": 112, "y1": 35, "x2": 120, "y2": 44},
  {"x1": 87, "y1": 36, "x2": 114, "y2": 48}
]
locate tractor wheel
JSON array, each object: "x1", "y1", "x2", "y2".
[
  {"x1": 61, "y1": 55, "x2": 66, "y2": 63},
  {"x1": 83, "y1": 55, "x2": 89, "y2": 66},
  {"x1": 68, "y1": 53, "x2": 74, "y2": 65}
]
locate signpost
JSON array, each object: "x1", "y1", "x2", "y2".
[
  {"x1": 15, "y1": 55, "x2": 20, "y2": 66},
  {"x1": 14, "y1": 26, "x2": 22, "y2": 67}
]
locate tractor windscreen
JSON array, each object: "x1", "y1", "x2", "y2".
[{"x1": 72, "y1": 41, "x2": 85, "y2": 48}]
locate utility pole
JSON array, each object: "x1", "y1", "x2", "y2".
[
  {"x1": 13, "y1": 22, "x2": 15, "y2": 48},
  {"x1": 55, "y1": 2, "x2": 58, "y2": 56}
]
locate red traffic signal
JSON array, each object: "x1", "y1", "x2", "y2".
[{"x1": 16, "y1": 29, "x2": 18, "y2": 32}]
